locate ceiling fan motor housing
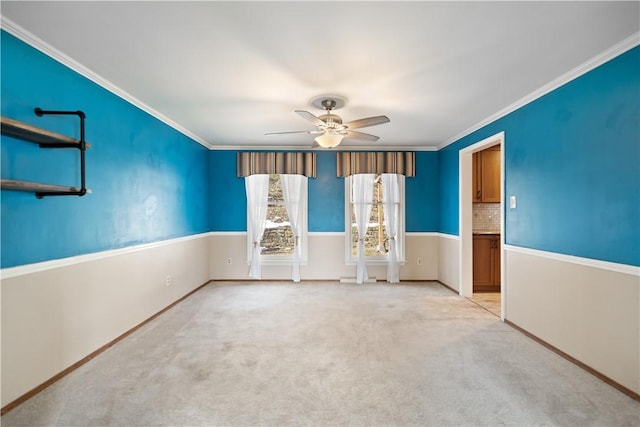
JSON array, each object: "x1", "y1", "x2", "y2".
[{"x1": 319, "y1": 114, "x2": 343, "y2": 125}]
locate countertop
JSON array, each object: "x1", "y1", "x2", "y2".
[{"x1": 473, "y1": 230, "x2": 501, "y2": 235}]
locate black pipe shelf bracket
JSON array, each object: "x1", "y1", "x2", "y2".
[{"x1": 1, "y1": 107, "x2": 91, "y2": 198}]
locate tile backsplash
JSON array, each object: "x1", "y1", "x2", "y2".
[{"x1": 473, "y1": 203, "x2": 500, "y2": 232}]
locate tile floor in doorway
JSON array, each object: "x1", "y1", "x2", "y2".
[{"x1": 471, "y1": 292, "x2": 501, "y2": 317}]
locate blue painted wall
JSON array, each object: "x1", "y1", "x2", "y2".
[
  {"x1": 407, "y1": 151, "x2": 439, "y2": 232},
  {"x1": 209, "y1": 150, "x2": 439, "y2": 233},
  {"x1": 308, "y1": 151, "x2": 345, "y2": 232},
  {"x1": 208, "y1": 150, "x2": 245, "y2": 231},
  {"x1": 438, "y1": 46, "x2": 640, "y2": 266},
  {"x1": 2, "y1": 21, "x2": 440, "y2": 268},
  {"x1": 1, "y1": 31, "x2": 210, "y2": 268},
  {"x1": 5, "y1": 26, "x2": 636, "y2": 268}
]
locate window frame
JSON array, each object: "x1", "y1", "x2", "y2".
[
  {"x1": 246, "y1": 174, "x2": 308, "y2": 266},
  {"x1": 344, "y1": 174, "x2": 406, "y2": 265}
]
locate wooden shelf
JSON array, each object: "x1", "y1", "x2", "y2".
[
  {"x1": 1, "y1": 109, "x2": 89, "y2": 198},
  {"x1": 1, "y1": 179, "x2": 91, "y2": 196},
  {"x1": 1, "y1": 116, "x2": 90, "y2": 148}
]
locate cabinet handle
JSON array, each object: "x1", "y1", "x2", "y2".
[{"x1": 476, "y1": 190, "x2": 481, "y2": 200}]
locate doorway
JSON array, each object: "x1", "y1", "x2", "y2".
[{"x1": 458, "y1": 132, "x2": 505, "y2": 319}]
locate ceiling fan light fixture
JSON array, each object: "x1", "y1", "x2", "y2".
[
  {"x1": 267, "y1": 95, "x2": 389, "y2": 147},
  {"x1": 314, "y1": 131, "x2": 343, "y2": 148}
]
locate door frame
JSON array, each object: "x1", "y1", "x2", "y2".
[{"x1": 458, "y1": 131, "x2": 505, "y2": 319}]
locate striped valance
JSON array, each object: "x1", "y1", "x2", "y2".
[
  {"x1": 336, "y1": 152, "x2": 415, "y2": 177},
  {"x1": 237, "y1": 152, "x2": 316, "y2": 177}
]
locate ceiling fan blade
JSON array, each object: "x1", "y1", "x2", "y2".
[
  {"x1": 342, "y1": 115, "x2": 390, "y2": 130},
  {"x1": 343, "y1": 130, "x2": 380, "y2": 142},
  {"x1": 295, "y1": 110, "x2": 326, "y2": 127},
  {"x1": 264, "y1": 130, "x2": 321, "y2": 136}
]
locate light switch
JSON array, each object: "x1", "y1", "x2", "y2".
[{"x1": 509, "y1": 195, "x2": 517, "y2": 209}]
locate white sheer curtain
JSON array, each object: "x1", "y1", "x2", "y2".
[
  {"x1": 245, "y1": 174, "x2": 270, "y2": 279},
  {"x1": 281, "y1": 174, "x2": 306, "y2": 283},
  {"x1": 382, "y1": 174, "x2": 400, "y2": 283},
  {"x1": 352, "y1": 174, "x2": 375, "y2": 284}
]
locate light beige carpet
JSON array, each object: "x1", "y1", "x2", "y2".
[{"x1": 2, "y1": 281, "x2": 639, "y2": 426}]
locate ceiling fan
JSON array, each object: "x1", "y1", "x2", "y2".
[{"x1": 266, "y1": 96, "x2": 390, "y2": 148}]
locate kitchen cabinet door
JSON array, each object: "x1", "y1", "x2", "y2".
[
  {"x1": 472, "y1": 145, "x2": 501, "y2": 203},
  {"x1": 473, "y1": 235, "x2": 494, "y2": 289},
  {"x1": 493, "y1": 236, "x2": 501, "y2": 286},
  {"x1": 473, "y1": 234, "x2": 500, "y2": 291},
  {"x1": 481, "y1": 147, "x2": 501, "y2": 203},
  {"x1": 472, "y1": 152, "x2": 482, "y2": 203}
]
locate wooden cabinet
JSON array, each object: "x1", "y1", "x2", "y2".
[
  {"x1": 472, "y1": 145, "x2": 501, "y2": 203},
  {"x1": 473, "y1": 234, "x2": 501, "y2": 292},
  {"x1": 472, "y1": 153, "x2": 481, "y2": 202}
]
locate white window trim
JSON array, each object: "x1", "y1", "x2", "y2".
[
  {"x1": 246, "y1": 175, "x2": 308, "y2": 266},
  {"x1": 344, "y1": 174, "x2": 406, "y2": 266}
]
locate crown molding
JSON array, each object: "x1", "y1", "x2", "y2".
[
  {"x1": 209, "y1": 144, "x2": 438, "y2": 152},
  {"x1": 438, "y1": 32, "x2": 640, "y2": 150},
  {"x1": 5, "y1": 16, "x2": 636, "y2": 154},
  {"x1": 1, "y1": 17, "x2": 214, "y2": 150},
  {"x1": 1, "y1": 18, "x2": 437, "y2": 153}
]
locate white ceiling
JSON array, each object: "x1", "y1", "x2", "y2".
[{"x1": 2, "y1": 1, "x2": 638, "y2": 150}]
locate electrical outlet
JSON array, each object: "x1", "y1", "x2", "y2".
[
  {"x1": 417, "y1": 258, "x2": 423, "y2": 265},
  {"x1": 165, "y1": 275, "x2": 171, "y2": 286},
  {"x1": 226, "y1": 257, "x2": 232, "y2": 265}
]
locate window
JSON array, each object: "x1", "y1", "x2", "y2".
[
  {"x1": 345, "y1": 174, "x2": 405, "y2": 263},
  {"x1": 248, "y1": 174, "x2": 308, "y2": 264}
]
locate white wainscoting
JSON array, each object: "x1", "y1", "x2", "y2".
[
  {"x1": 434, "y1": 235, "x2": 638, "y2": 394},
  {"x1": 1, "y1": 234, "x2": 210, "y2": 407},
  {"x1": 8, "y1": 230, "x2": 634, "y2": 407},
  {"x1": 504, "y1": 246, "x2": 639, "y2": 395},
  {"x1": 209, "y1": 232, "x2": 439, "y2": 281},
  {"x1": 437, "y1": 233, "x2": 460, "y2": 292}
]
